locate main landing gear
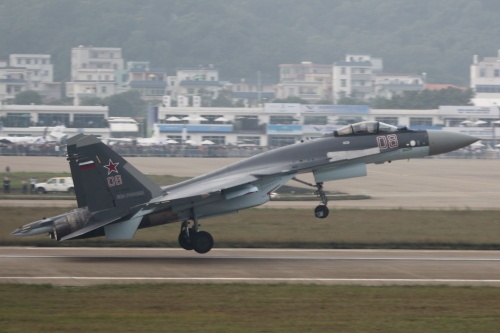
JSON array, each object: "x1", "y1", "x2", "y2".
[
  {"x1": 292, "y1": 177, "x2": 330, "y2": 219},
  {"x1": 178, "y1": 211, "x2": 214, "y2": 254}
]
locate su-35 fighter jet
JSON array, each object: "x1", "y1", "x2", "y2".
[{"x1": 12, "y1": 121, "x2": 478, "y2": 254}]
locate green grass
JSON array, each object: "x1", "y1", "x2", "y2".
[
  {"x1": 3, "y1": 207, "x2": 500, "y2": 249},
  {"x1": 1, "y1": 284, "x2": 500, "y2": 333}
]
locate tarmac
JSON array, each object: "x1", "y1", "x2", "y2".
[
  {"x1": 0, "y1": 156, "x2": 498, "y2": 209},
  {"x1": 2, "y1": 247, "x2": 500, "y2": 286}
]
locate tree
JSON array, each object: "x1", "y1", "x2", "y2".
[
  {"x1": 14, "y1": 90, "x2": 42, "y2": 105},
  {"x1": 103, "y1": 90, "x2": 148, "y2": 118},
  {"x1": 370, "y1": 88, "x2": 474, "y2": 109},
  {"x1": 211, "y1": 89, "x2": 234, "y2": 107}
]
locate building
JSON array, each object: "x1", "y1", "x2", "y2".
[
  {"x1": 166, "y1": 66, "x2": 223, "y2": 106},
  {"x1": 332, "y1": 54, "x2": 382, "y2": 103},
  {"x1": 374, "y1": 72, "x2": 424, "y2": 99},
  {"x1": 229, "y1": 76, "x2": 276, "y2": 107},
  {"x1": 152, "y1": 103, "x2": 500, "y2": 148},
  {"x1": 470, "y1": 51, "x2": 500, "y2": 106},
  {"x1": 0, "y1": 65, "x2": 27, "y2": 103},
  {"x1": 66, "y1": 46, "x2": 124, "y2": 105},
  {"x1": 124, "y1": 61, "x2": 168, "y2": 102},
  {"x1": 276, "y1": 62, "x2": 332, "y2": 102},
  {"x1": 7, "y1": 54, "x2": 61, "y2": 101},
  {"x1": 0, "y1": 104, "x2": 110, "y2": 138}
]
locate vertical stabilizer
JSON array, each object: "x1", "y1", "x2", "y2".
[{"x1": 66, "y1": 134, "x2": 162, "y2": 212}]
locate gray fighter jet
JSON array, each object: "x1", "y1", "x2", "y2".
[{"x1": 12, "y1": 121, "x2": 478, "y2": 254}]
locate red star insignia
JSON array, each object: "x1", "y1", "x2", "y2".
[{"x1": 103, "y1": 159, "x2": 119, "y2": 175}]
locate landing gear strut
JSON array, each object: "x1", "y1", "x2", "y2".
[
  {"x1": 292, "y1": 177, "x2": 330, "y2": 219},
  {"x1": 177, "y1": 209, "x2": 214, "y2": 254}
]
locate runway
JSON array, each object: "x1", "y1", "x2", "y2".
[{"x1": 2, "y1": 247, "x2": 500, "y2": 286}]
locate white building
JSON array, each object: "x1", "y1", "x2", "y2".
[
  {"x1": 66, "y1": 46, "x2": 124, "y2": 105},
  {"x1": 374, "y1": 72, "x2": 424, "y2": 99},
  {"x1": 0, "y1": 104, "x2": 110, "y2": 138},
  {"x1": 0, "y1": 66, "x2": 28, "y2": 102},
  {"x1": 332, "y1": 54, "x2": 382, "y2": 103},
  {"x1": 276, "y1": 62, "x2": 332, "y2": 103},
  {"x1": 167, "y1": 66, "x2": 223, "y2": 106},
  {"x1": 470, "y1": 51, "x2": 500, "y2": 106}
]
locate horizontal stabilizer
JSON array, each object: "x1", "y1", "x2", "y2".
[{"x1": 104, "y1": 217, "x2": 142, "y2": 240}]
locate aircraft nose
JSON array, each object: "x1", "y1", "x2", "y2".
[{"x1": 427, "y1": 130, "x2": 479, "y2": 156}]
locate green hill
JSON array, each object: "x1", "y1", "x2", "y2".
[{"x1": 0, "y1": 0, "x2": 499, "y2": 85}]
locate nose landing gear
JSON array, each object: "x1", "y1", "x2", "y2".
[{"x1": 292, "y1": 177, "x2": 330, "y2": 219}]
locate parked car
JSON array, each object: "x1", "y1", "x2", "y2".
[{"x1": 35, "y1": 177, "x2": 75, "y2": 194}]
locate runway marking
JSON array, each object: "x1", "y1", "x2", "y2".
[
  {"x1": 2, "y1": 255, "x2": 500, "y2": 262},
  {"x1": 1, "y1": 277, "x2": 500, "y2": 284}
]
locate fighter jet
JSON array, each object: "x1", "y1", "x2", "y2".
[{"x1": 12, "y1": 121, "x2": 478, "y2": 254}]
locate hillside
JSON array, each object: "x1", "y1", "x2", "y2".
[{"x1": 1, "y1": 0, "x2": 499, "y2": 85}]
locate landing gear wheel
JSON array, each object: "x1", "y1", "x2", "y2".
[
  {"x1": 314, "y1": 205, "x2": 329, "y2": 219},
  {"x1": 178, "y1": 228, "x2": 195, "y2": 250},
  {"x1": 191, "y1": 231, "x2": 214, "y2": 254}
]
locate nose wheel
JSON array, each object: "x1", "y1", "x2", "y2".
[
  {"x1": 292, "y1": 177, "x2": 330, "y2": 219},
  {"x1": 314, "y1": 204, "x2": 329, "y2": 219}
]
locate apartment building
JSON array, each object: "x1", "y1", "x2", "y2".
[
  {"x1": 66, "y1": 46, "x2": 124, "y2": 105},
  {"x1": 374, "y1": 72, "x2": 424, "y2": 99},
  {"x1": 166, "y1": 66, "x2": 223, "y2": 106},
  {"x1": 470, "y1": 50, "x2": 500, "y2": 105},
  {"x1": 124, "y1": 61, "x2": 168, "y2": 102},
  {"x1": 0, "y1": 54, "x2": 60, "y2": 103},
  {"x1": 276, "y1": 62, "x2": 332, "y2": 102},
  {"x1": 332, "y1": 54, "x2": 382, "y2": 103}
]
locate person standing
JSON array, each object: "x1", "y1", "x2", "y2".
[
  {"x1": 3, "y1": 177, "x2": 10, "y2": 194},
  {"x1": 30, "y1": 177, "x2": 36, "y2": 194}
]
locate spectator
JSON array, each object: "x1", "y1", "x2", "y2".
[
  {"x1": 21, "y1": 180, "x2": 28, "y2": 194},
  {"x1": 30, "y1": 177, "x2": 36, "y2": 193},
  {"x1": 3, "y1": 177, "x2": 10, "y2": 194}
]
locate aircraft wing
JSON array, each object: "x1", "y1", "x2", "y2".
[{"x1": 152, "y1": 173, "x2": 261, "y2": 205}]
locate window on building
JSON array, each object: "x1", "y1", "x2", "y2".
[
  {"x1": 341, "y1": 67, "x2": 346, "y2": 75},
  {"x1": 5, "y1": 113, "x2": 31, "y2": 127},
  {"x1": 236, "y1": 136, "x2": 261, "y2": 146},
  {"x1": 304, "y1": 116, "x2": 327, "y2": 125},
  {"x1": 341, "y1": 79, "x2": 347, "y2": 87},
  {"x1": 270, "y1": 116, "x2": 296, "y2": 125},
  {"x1": 409, "y1": 117, "x2": 433, "y2": 127},
  {"x1": 269, "y1": 135, "x2": 298, "y2": 147},
  {"x1": 445, "y1": 118, "x2": 466, "y2": 127},
  {"x1": 37, "y1": 113, "x2": 70, "y2": 126},
  {"x1": 200, "y1": 115, "x2": 224, "y2": 124},
  {"x1": 495, "y1": 70, "x2": 500, "y2": 77},
  {"x1": 480, "y1": 69, "x2": 486, "y2": 77},
  {"x1": 73, "y1": 114, "x2": 106, "y2": 128},
  {"x1": 375, "y1": 117, "x2": 399, "y2": 126},
  {"x1": 101, "y1": 86, "x2": 107, "y2": 94},
  {"x1": 233, "y1": 116, "x2": 260, "y2": 132},
  {"x1": 202, "y1": 136, "x2": 225, "y2": 145}
]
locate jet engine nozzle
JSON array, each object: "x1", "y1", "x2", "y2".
[
  {"x1": 427, "y1": 131, "x2": 479, "y2": 156},
  {"x1": 52, "y1": 208, "x2": 91, "y2": 241}
]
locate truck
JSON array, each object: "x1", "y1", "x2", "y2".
[{"x1": 35, "y1": 177, "x2": 75, "y2": 194}]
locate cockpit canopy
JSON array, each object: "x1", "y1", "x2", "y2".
[{"x1": 334, "y1": 121, "x2": 399, "y2": 137}]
